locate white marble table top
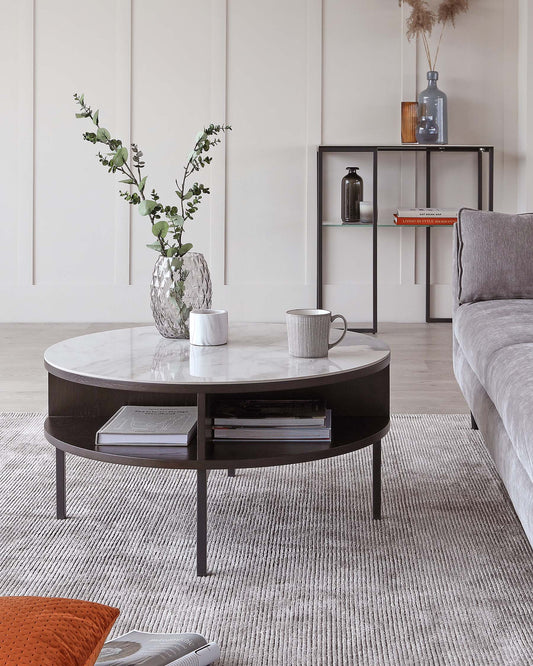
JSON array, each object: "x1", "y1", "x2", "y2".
[{"x1": 44, "y1": 324, "x2": 390, "y2": 386}]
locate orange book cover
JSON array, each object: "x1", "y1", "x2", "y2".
[{"x1": 394, "y1": 215, "x2": 457, "y2": 226}]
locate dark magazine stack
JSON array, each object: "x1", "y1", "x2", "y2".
[{"x1": 213, "y1": 399, "x2": 332, "y2": 443}]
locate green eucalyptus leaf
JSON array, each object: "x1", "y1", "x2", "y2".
[
  {"x1": 138, "y1": 199, "x2": 157, "y2": 216},
  {"x1": 146, "y1": 242, "x2": 162, "y2": 252},
  {"x1": 93, "y1": 110, "x2": 99, "y2": 126},
  {"x1": 139, "y1": 176, "x2": 147, "y2": 192},
  {"x1": 112, "y1": 146, "x2": 128, "y2": 167},
  {"x1": 119, "y1": 178, "x2": 135, "y2": 185},
  {"x1": 179, "y1": 243, "x2": 193, "y2": 256},
  {"x1": 170, "y1": 215, "x2": 184, "y2": 228},
  {"x1": 152, "y1": 220, "x2": 169, "y2": 238},
  {"x1": 96, "y1": 127, "x2": 111, "y2": 142}
]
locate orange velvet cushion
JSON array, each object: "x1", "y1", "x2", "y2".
[{"x1": 0, "y1": 596, "x2": 119, "y2": 666}]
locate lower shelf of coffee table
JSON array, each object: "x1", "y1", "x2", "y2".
[{"x1": 44, "y1": 415, "x2": 390, "y2": 470}]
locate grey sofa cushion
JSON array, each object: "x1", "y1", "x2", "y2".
[
  {"x1": 454, "y1": 341, "x2": 533, "y2": 544},
  {"x1": 454, "y1": 299, "x2": 533, "y2": 386},
  {"x1": 454, "y1": 300, "x2": 533, "y2": 484},
  {"x1": 484, "y1": 344, "x2": 533, "y2": 484},
  {"x1": 456, "y1": 209, "x2": 533, "y2": 305}
]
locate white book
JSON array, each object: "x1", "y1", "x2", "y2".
[
  {"x1": 95, "y1": 445, "x2": 192, "y2": 457},
  {"x1": 96, "y1": 631, "x2": 219, "y2": 666},
  {"x1": 396, "y1": 207, "x2": 458, "y2": 218},
  {"x1": 96, "y1": 406, "x2": 197, "y2": 446}
]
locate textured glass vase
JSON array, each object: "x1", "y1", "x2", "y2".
[
  {"x1": 341, "y1": 167, "x2": 364, "y2": 223},
  {"x1": 150, "y1": 252, "x2": 212, "y2": 339},
  {"x1": 417, "y1": 71, "x2": 447, "y2": 144}
]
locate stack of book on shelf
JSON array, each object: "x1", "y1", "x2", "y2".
[
  {"x1": 213, "y1": 398, "x2": 332, "y2": 443},
  {"x1": 393, "y1": 208, "x2": 458, "y2": 226},
  {"x1": 95, "y1": 405, "x2": 198, "y2": 455}
]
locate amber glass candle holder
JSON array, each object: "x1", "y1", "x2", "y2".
[{"x1": 401, "y1": 102, "x2": 418, "y2": 143}]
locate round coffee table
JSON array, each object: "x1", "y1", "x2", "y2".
[{"x1": 44, "y1": 323, "x2": 390, "y2": 575}]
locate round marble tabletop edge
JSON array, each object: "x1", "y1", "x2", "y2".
[{"x1": 44, "y1": 323, "x2": 390, "y2": 388}]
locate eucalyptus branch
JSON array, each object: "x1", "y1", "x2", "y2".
[{"x1": 74, "y1": 93, "x2": 230, "y2": 263}]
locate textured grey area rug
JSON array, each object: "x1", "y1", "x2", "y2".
[{"x1": 0, "y1": 413, "x2": 532, "y2": 665}]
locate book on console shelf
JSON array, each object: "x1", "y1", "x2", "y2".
[
  {"x1": 213, "y1": 410, "x2": 332, "y2": 441},
  {"x1": 95, "y1": 630, "x2": 219, "y2": 666},
  {"x1": 394, "y1": 208, "x2": 458, "y2": 226},
  {"x1": 95, "y1": 406, "x2": 198, "y2": 452},
  {"x1": 213, "y1": 398, "x2": 327, "y2": 427}
]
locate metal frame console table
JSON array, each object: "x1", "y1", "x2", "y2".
[{"x1": 317, "y1": 144, "x2": 494, "y2": 332}]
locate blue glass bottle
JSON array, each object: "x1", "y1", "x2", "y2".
[{"x1": 417, "y1": 71, "x2": 447, "y2": 145}]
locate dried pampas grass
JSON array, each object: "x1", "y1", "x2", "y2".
[
  {"x1": 399, "y1": 0, "x2": 470, "y2": 70},
  {"x1": 405, "y1": 1, "x2": 436, "y2": 41},
  {"x1": 438, "y1": 0, "x2": 470, "y2": 26}
]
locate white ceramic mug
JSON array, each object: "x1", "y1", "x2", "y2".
[
  {"x1": 189, "y1": 309, "x2": 228, "y2": 346},
  {"x1": 286, "y1": 309, "x2": 347, "y2": 358}
]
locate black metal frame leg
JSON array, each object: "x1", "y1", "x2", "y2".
[
  {"x1": 197, "y1": 469, "x2": 208, "y2": 576},
  {"x1": 56, "y1": 448, "x2": 66, "y2": 519},
  {"x1": 471, "y1": 412, "x2": 479, "y2": 430},
  {"x1": 228, "y1": 469, "x2": 235, "y2": 478},
  {"x1": 373, "y1": 441, "x2": 381, "y2": 520}
]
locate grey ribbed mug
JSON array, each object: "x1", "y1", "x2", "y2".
[{"x1": 286, "y1": 309, "x2": 347, "y2": 358}]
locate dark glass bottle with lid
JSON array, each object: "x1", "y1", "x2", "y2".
[{"x1": 341, "y1": 167, "x2": 363, "y2": 224}]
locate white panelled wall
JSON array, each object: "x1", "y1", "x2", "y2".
[{"x1": 0, "y1": 0, "x2": 530, "y2": 323}]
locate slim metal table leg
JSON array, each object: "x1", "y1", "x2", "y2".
[
  {"x1": 197, "y1": 469, "x2": 208, "y2": 576},
  {"x1": 317, "y1": 150, "x2": 323, "y2": 309},
  {"x1": 228, "y1": 469, "x2": 235, "y2": 478},
  {"x1": 488, "y1": 148, "x2": 494, "y2": 211},
  {"x1": 372, "y1": 148, "x2": 378, "y2": 333},
  {"x1": 56, "y1": 448, "x2": 66, "y2": 520},
  {"x1": 373, "y1": 441, "x2": 381, "y2": 520}
]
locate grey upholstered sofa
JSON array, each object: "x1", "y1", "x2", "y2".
[{"x1": 452, "y1": 208, "x2": 533, "y2": 549}]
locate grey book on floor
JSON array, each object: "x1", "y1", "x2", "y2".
[
  {"x1": 95, "y1": 406, "x2": 198, "y2": 447},
  {"x1": 95, "y1": 631, "x2": 219, "y2": 665}
]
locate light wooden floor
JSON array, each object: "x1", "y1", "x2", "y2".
[{"x1": 0, "y1": 323, "x2": 468, "y2": 414}]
